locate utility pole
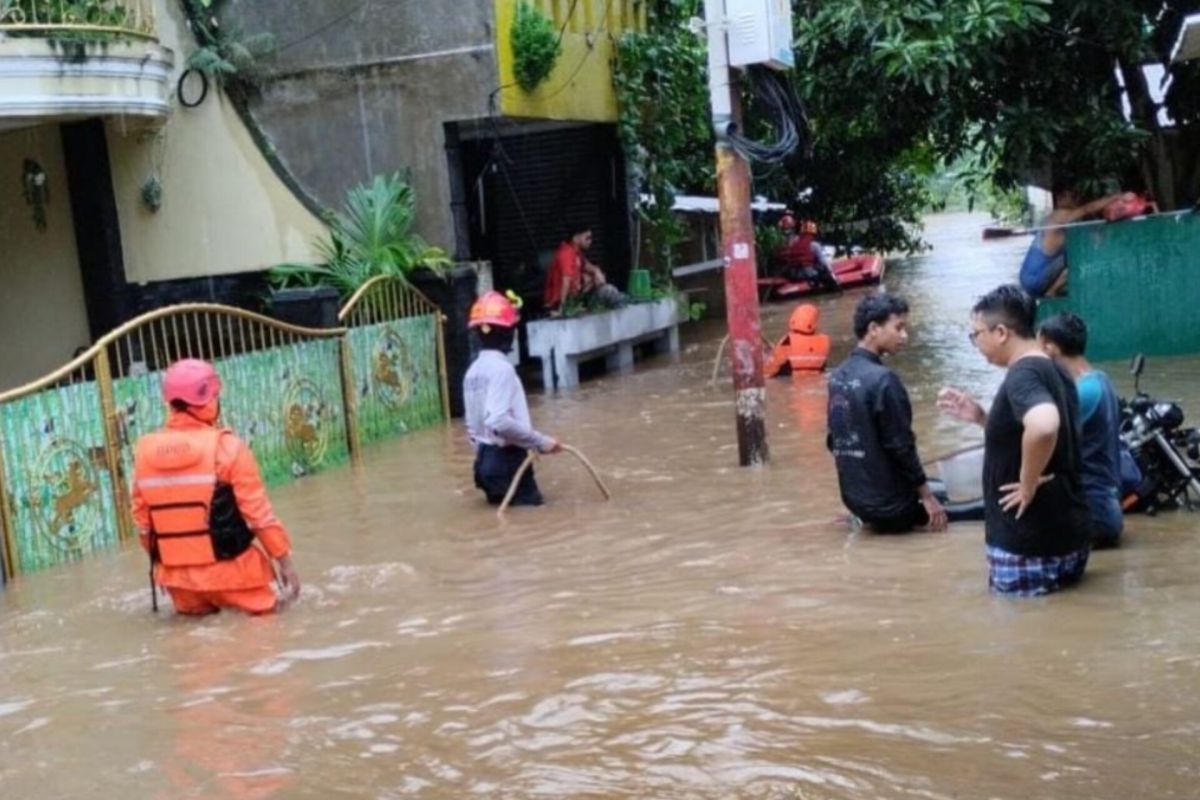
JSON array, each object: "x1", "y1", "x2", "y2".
[{"x1": 705, "y1": 0, "x2": 768, "y2": 467}]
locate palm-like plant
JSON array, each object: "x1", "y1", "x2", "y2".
[{"x1": 269, "y1": 174, "x2": 450, "y2": 298}]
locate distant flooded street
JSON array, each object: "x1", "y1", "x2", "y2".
[{"x1": 3, "y1": 213, "x2": 1200, "y2": 799}]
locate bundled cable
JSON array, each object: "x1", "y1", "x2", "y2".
[{"x1": 726, "y1": 66, "x2": 812, "y2": 164}]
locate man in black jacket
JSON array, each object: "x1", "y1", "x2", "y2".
[{"x1": 827, "y1": 294, "x2": 948, "y2": 533}]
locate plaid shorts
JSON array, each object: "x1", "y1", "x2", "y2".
[{"x1": 985, "y1": 545, "x2": 1091, "y2": 597}]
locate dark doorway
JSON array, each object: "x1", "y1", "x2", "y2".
[
  {"x1": 451, "y1": 121, "x2": 632, "y2": 315},
  {"x1": 60, "y1": 119, "x2": 133, "y2": 340}
]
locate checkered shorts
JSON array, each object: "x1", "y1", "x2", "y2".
[{"x1": 986, "y1": 545, "x2": 1091, "y2": 597}]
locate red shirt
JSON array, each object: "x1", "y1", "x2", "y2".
[{"x1": 544, "y1": 241, "x2": 583, "y2": 308}]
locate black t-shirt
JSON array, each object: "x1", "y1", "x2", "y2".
[{"x1": 983, "y1": 356, "x2": 1091, "y2": 556}]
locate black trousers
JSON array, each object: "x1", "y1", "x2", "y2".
[
  {"x1": 861, "y1": 481, "x2": 985, "y2": 533},
  {"x1": 474, "y1": 444, "x2": 543, "y2": 506}
]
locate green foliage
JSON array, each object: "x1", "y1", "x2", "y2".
[
  {"x1": 613, "y1": 0, "x2": 713, "y2": 277},
  {"x1": 269, "y1": 174, "x2": 450, "y2": 299},
  {"x1": 615, "y1": 0, "x2": 1198, "y2": 255},
  {"x1": 183, "y1": 0, "x2": 275, "y2": 84},
  {"x1": 784, "y1": 0, "x2": 1195, "y2": 218},
  {"x1": 511, "y1": 1, "x2": 561, "y2": 92},
  {"x1": 754, "y1": 222, "x2": 788, "y2": 272}
]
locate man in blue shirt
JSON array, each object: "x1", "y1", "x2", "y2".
[
  {"x1": 1019, "y1": 185, "x2": 1120, "y2": 298},
  {"x1": 1038, "y1": 312, "x2": 1124, "y2": 547}
]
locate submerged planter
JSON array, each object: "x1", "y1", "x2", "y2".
[
  {"x1": 269, "y1": 286, "x2": 341, "y2": 329},
  {"x1": 525, "y1": 297, "x2": 684, "y2": 390}
]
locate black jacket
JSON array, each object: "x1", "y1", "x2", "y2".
[{"x1": 826, "y1": 348, "x2": 928, "y2": 520}]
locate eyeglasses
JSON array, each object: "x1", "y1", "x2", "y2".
[{"x1": 968, "y1": 325, "x2": 997, "y2": 345}]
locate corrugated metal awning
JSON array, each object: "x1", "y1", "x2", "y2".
[{"x1": 1170, "y1": 13, "x2": 1200, "y2": 63}]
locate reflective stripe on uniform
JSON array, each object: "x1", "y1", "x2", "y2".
[{"x1": 136, "y1": 474, "x2": 217, "y2": 489}]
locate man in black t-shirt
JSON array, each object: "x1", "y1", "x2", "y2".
[{"x1": 937, "y1": 285, "x2": 1091, "y2": 596}]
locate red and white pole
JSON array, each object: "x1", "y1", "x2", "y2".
[{"x1": 706, "y1": 0, "x2": 768, "y2": 466}]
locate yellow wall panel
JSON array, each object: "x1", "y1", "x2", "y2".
[{"x1": 496, "y1": 0, "x2": 645, "y2": 123}]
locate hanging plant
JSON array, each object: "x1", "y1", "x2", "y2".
[
  {"x1": 140, "y1": 176, "x2": 163, "y2": 212},
  {"x1": 511, "y1": 1, "x2": 560, "y2": 92},
  {"x1": 22, "y1": 159, "x2": 49, "y2": 232}
]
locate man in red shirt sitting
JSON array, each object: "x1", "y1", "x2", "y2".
[{"x1": 543, "y1": 226, "x2": 626, "y2": 315}]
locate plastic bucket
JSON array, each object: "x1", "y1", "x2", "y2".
[
  {"x1": 628, "y1": 268, "x2": 652, "y2": 300},
  {"x1": 936, "y1": 445, "x2": 985, "y2": 502}
]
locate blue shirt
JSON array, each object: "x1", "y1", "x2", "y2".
[
  {"x1": 1076, "y1": 370, "x2": 1122, "y2": 500},
  {"x1": 1019, "y1": 231, "x2": 1066, "y2": 297}
]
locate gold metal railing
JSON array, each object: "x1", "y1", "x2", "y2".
[{"x1": 0, "y1": 0, "x2": 157, "y2": 39}]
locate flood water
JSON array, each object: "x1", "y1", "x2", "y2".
[{"x1": 3, "y1": 213, "x2": 1200, "y2": 799}]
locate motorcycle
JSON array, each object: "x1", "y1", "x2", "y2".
[{"x1": 1119, "y1": 353, "x2": 1200, "y2": 514}]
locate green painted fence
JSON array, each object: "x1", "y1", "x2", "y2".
[
  {"x1": 1040, "y1": 211, "x2": 1200, "y2": 361},
  {"x1": 345, "y1": 317, "x2": 444, "y2": 445}
]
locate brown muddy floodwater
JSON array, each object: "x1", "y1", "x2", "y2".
[{"x1": 3, "y1": 213, "x2": 1200, "y2": 799}]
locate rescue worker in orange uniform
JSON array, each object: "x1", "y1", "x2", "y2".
[
  {"x1": 765, "y1": 303, "x2": 832, "y2": 377},
  {"x1": 777, "y1": 216, "x2": 840, "y2": 292},
  {"x1": 132, "y1": 359, "x2": 301, "y2": 615}
]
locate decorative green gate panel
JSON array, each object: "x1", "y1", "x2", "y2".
[
  {"x1": 337, "y1": 277, "x2": 450, "y2": 448},
  {"x1": 0, "y1": 380, "x2": 120, "y2": 573},
  {"x1": 1047, "y1": 212, "x2": 1200, "y2": 361},
  {"x1": 346, "y1": 316, "x2": 443, "y2": 445},
  {"x1": 112, "y1": 340, "x2": 349, "y2": 489}
]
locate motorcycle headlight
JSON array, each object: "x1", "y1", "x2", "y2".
[{"x1": 1150, "y1": 402, "x2": 1184, "y2": 430}]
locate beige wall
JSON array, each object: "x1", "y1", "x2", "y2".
[
  {"x1": 107, "y1": 0, "x2": 327, "y2": 285},
  {"x1": 0, "y1": 125, "x2": 92, "y2": 389}
]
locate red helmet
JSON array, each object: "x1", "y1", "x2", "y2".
[
  {"x1": 800, "y1": 219, "x2": 818, "y2": 235},
  {"x1": 469, "y1": 290, "x2": 521, "y2": 330},
  {"x1": 778, "y1": 213, "x2": 797, "y2": 232},
  {"x1": 163, "y1": 359, "x2": 221, "y2": 407},
  {"x1": 789, "y1": 303, "x2": 820, "y2": 335}
]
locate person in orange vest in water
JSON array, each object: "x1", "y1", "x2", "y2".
[
  {"x1": 132, "y1": 359, "x2": 301, "y2": 615},
  {"x1": 765, "y1": 303, "x2": 831, "y2": 377}
]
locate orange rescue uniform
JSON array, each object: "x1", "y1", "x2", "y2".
[
  {"x1": 765, "y1": 304, "x2": 831, "y2": 377},
  {"x1": 132, "y1": 411, "x2": 292, "y2": 614}
]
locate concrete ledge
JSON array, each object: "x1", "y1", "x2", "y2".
[
  {"x1": 0, "y1": 39, "x2": 174, "y2": 129},
  {"x1": 525, "y1": 298, "x2": 684, "y2": 390}
]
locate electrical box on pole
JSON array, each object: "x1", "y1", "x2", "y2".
[{"x1": 725, "y1": 0, "x2": 794, "y2": 70}]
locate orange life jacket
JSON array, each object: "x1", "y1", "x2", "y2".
[
  {"x1": 764, "y1": 304, "x2": 830, "y2": 376},
  {"x1": 786, "y1": 333, "x2": 831, "y2": 371},
  {"x1": 133, "y1": 427, "x2": 254, "y2": 567}
]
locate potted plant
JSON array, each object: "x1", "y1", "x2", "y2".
[{"x1": 268, "y1": 173, "x2": 450, "y2": 326}]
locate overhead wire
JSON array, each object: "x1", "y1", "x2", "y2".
[
  {"x1": 539, "y1": 0, "x2": 617, "y2": 100},
  {"x1": 726, "y1": 65, "x2": 812, "y2": 164},
  {"x1": 275, "y1": 0, "x2": 374, "y2": 53}
]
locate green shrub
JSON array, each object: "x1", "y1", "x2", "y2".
[{"x1": 511, "y1": 1, "x2": 560, "y2": 92}]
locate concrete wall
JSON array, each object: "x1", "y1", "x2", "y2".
[
  {"x1": 0, "y1": 126, "x2": 92, "y2": 388},
  {"x1": 223, "y1": 0, "x2": 499, "y2": 252},
  {"x1": 105, "y1": 0, "x2": 327, "y2": 284}
]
